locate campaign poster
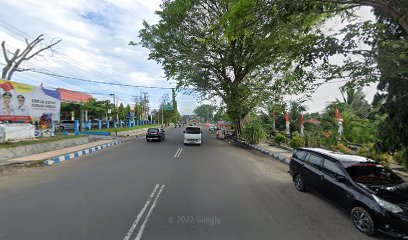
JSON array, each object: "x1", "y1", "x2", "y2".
[{"x1": 0, "y1": 79, "x2": 61, "y2": 121}]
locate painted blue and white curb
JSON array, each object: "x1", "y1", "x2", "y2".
[
  {"x1": 43, "y1": 141, "x2": 123, "y2": 166},
  {"x1": 234, "y1": 138, "x2": 291, "y2": 164}
]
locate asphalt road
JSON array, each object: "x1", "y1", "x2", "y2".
[{"x1": 0, "y1": 127, "x2": 390, "y2": 240}]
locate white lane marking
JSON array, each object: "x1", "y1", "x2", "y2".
[
  {"x1": 174, "y1": 148, "x2": 181, "y2": 158},
  {"x1": 123, "y1": 184, "x2": 159, "y2": 240},
  {"x1": 176, "y1": 148, "x2": 183, "y2": 158},
  {"x1": 135, "y1": 185, "x2": 166, "y2": 240}
]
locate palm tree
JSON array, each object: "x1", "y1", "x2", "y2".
[{"x1": 336, "y1": 87, "x2": 371, "y2": 118}]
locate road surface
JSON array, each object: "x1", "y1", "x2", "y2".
[{"x1": 0, "y1": 127, "x2": 388, "y2": 239}]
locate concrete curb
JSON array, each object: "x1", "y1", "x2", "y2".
[
  {"x1": 43, "y1": 141, "x2": 123, "y2": 166},
  {"x1": 234, "y1": 138, "x2": 291, "y2": 164}
]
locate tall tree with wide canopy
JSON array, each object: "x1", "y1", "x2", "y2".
[
  {"x1": 194, "y1": 104, "x2": 216, "y2": 122},
  {"x1": 138, "y1": 0, "x2": 335, "y2": 135}
]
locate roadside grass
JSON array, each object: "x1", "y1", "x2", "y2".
[
  {"x1": 0, "y1": 135, "x2": 83, "y2": 149},
  {"x1": 88, "y1": 124, "x2": 160, "y2": 133}
]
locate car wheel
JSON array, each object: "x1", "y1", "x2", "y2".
[
  {"x1": 351, "y1": 207, "x2": 376, "y2": 236},
  {"x1": 146, "y1": 139, "x2": 150, "y2": 142},
  {"x1": 294, "y1": 174, "x2": 306, "y2": 192},
  {"x1": 59, "y1": 126, "x2": 65, "y2": 130}
]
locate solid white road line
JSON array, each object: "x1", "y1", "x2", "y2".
[
  {"x1": 135, "y1": 185, "x2": 166, "y2": 240},
  {"x1": 176, "y1": 148, "x2": 183, "y2": 158},
  {"x1": 174, "y1": 148, "x2": 181, "y2": 158},
  {"x1": 123, "y1": 184, "x2": 160, "y2": 240}
]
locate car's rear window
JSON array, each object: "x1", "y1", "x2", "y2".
[
  {"x1": 346, "y1": 163, "x2": 404, "y2": 185},
  {"x1": 186, "y1": 127, "x2": 201, "y2": 134},
  {"x1": 148, "y1": 128, "x2": 159, "y2": 133}
]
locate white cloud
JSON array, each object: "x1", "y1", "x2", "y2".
[{"x1": 0, "y1": 0, "x2": 196, "y2": 113}]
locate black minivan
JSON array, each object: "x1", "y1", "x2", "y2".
[{"x1": 289, "y1": 148, "x2": 408, "y2": 238}]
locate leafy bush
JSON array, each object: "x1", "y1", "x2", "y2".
[
  {"x1": 304, "y1": 130, "x2": 321, "y2": 147},
  {"x1": 358, "y1": 144, "x2": 393, "y2": 166},
  {"x1": 290, "y1": 131, "x2": 305, "y2": 149},
  {"x1": 275, "y1": 133, "x2": 286, "y2": 146},
  {"x1": 394, "y1": 151, "x2": 404, "y2": 165},
  {"x1": 242, "y1": 120, "x2": 266, "y2": 144},
  {"x1": 330, "y1": 143, "x2": 352, "y2": 154},
  {"x1": 403, "y1": 150, "x2": 408, "y2": 171}
]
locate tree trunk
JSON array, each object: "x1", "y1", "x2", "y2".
[{"x1": 234, "y1": 117, "x2": 243, "y2": 138}]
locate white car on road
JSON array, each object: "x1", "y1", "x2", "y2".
[{"x1": 184, "y1": 126, "x2": 202, "y2": 145}]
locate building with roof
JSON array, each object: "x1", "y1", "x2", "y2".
[{"x1": 56, "y1": 88, "x2": 93, "y2": 103}]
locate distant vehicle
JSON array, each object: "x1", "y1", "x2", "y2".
[
  {"x1": 146, "y1": 128, "x2": 165, "y2": 142},
  {"x1": 289, "y1": 148, "x2": 408, "y2": 238},
  {"x1": 184, "y1": 126, "x2": 202, "y2": 145},
  {"x1": 209, "y1": 125, "x2": 216, "y2": 131},
  {"x1": 59, "y1": 120, "x2": 76, "y2": 130}
]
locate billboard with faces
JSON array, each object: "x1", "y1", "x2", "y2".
[{"x1": 0, "y1": 79, "x2": 61, "y2": 121}]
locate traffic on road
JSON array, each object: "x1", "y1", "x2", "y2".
[{"x1": 0, "y1": 125, "x2": 404, "y2": 239}]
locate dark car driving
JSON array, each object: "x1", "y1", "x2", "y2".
[
  {"x1": 146, "y1": 128, "x2": 165, "y2": 142},
  {"x1": 289, "y1": 148, "x2": 408, "y2": 238}
]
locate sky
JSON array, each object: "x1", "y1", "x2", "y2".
[{"x1": 0, "y1": 1, "x2": 378, "y2": 115}]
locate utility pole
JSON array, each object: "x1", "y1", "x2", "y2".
[
  {"x1": 133, "y1": 95, "x2": 139, "y2": 120},
  {"x1": 110, "y1": 93, "x2": 117, "y2": 135},
  {"x1": 140, "y1": 92, "x2": 149, "y2": 121},
  {"x1": 161, "y1": 104, "x2": 164, "y2": 128}
]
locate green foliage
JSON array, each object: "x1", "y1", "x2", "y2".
[
  {"x1": 329, "y1": 143, "x2": 352, "y2": 154},
  {"x1": 358, "y1": 144, "x2": 393, "y2": 166},
  {"x1": 194, "y1": 104, "x2": 215, "y2": 122},
  {"x1": 275, "y1": 133, "x2": 286, "y2": 146},
  {"x1": 395, "y1": 149, "x2": 408, "y2": 171},
  {"x1": 342, "y1": 110, "x2": 378, "y2": 144},
  {"x1": 337, "y1": 87, "x2": 371, "y2": 118},
  {"x1": 394, "y1": 151, "x2": 405, "y2": 165},
  {"x1": 157, "y1": 93, "x2": 180, "y2": 125},
  {"x1": 242, "y1": 118, "x2": 266, "y2": 144},
  {"x1": 290, "y1": 131, "x2": 305, "y2": 149},
  {"x1": 60, "y1": 102, "x2": 80, "y2": 119},
  {"x1": 304, "y1": 128, "x2": 322, "y2": 148},
  {"x1": 83, "y1": 99, "x2": 112, "y2": 119},
  {"x1": 138, "y1": 0, "x2": 334, "y2": 135},
  {"x1": 403, "y1": 150, "x2": 408, "y2": 171}
]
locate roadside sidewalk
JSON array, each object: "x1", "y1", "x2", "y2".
[
  {"x1": 241, "y1": 140, "x2": 408, "y2": 180},
  {"x1": 1, "y1": 140, "x2": 115, "y2": 166},
  {"x1": 257, "y1": 142, "x2": 293, "y2": 160}
]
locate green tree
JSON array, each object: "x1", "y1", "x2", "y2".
[
  {"x1": 242, "y1": 115, "x2": 266, "y2": 144},
  {"x1": 60, "y1": 102, "x2": 80, "y2": 120},
  {"x1": 288, "y1": 101, "x2": 307, "y2": 133},
  {"x1": 83, "y1": 99, "x2": 111, "y2": 119},
  {"x1": 118, "y1": 103, "x2": 125, "y2": 120},
  {"x1": 138, "y1": 0, "x2": 334, "y2": 136},
  {"x1": 334, "y1": 87, "x2": 371, "y2": 119},
  {"x1": 157, "y1": 93, "x2": 180, "y2": 125},
  {"x1": 375, "y1": 13, "x2": 408, "y2": 168},
  {"x1": 194, "y1": 104, "x2": 216, "y2": 122}
]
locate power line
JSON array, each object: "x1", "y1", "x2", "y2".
[
  {"x1": 29, "y1": 69, "x2": 175, "y2": 89},
  {"x1": 0, "y1": 19, "x2": 120, "y2": 84}
]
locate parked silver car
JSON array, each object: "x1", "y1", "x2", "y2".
[{"x1": 59, "y1": 120, "x2": 76, "y2": 130}]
